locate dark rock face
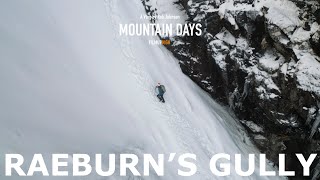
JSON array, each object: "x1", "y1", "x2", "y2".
[
  {"x1": 311, "y1": 31, "x2": 320, "y2": 56},
  {"x1": 142, "y1": 0, "x2": 320, "y2": 179},
  {"x1": 315, "y1": 9, "x2": 320, "y2": 24}
]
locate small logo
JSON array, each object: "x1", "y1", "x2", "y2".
[{"x1": 161, "y1": 40, "x2": 170, "y2": 45}]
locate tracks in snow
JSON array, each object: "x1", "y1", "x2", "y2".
[{"x1": 103, "y1": 1, "x2": 216, "y2": 177}]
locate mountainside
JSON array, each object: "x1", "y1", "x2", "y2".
[
  {"x1": 141, "y1": 0, "x2": 320, "y2": 179},
  {"x1": 0, "y1": 0, "x2": 286, "y2": 179}
]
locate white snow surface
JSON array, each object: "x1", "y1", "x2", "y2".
[
  {"x1": 144, "y1": 0, "x2": 188, "y2": 37},
  {"x1": 260, "y1": 0, "x2": 301, "y2": 35},
  {"x1": 291, "y1": 22, "x2": 320, "y2": 43},
  {"x1": 258, "y1": 50, "x2": 285, "y2": 73},
  {"x1": 216, "y1": 0, "x2": 301, "y2": 35},
  {"x1": 0, "y1": 0, "x2": 285, "y2": 179},
  {"x1": 295, "y1": 52, "x2": 320, "y2": 95}
]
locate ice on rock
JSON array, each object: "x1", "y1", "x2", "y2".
[{"x1": 240, "y1": 120, "x2": 264, "y2": 133}]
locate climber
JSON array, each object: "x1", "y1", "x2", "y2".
[{"x1": 155, "y1": 83, "x2": 166, "y2": 103}]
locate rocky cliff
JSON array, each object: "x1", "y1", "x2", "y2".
[{"x1": 142, "y1": 0, "x2": 320, "y2": 179}]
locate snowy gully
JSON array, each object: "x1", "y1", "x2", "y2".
[{"x1": 3, "y1": 153, "x2": 317, "y2": 177}]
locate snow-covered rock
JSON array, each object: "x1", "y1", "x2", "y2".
[{"x1": 142, "y1": 0, "x2": 320, "y2": 178}]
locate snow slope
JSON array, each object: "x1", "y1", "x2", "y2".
[{"x1": 0, "y1": 0, "x2": 284, "y2": 179}]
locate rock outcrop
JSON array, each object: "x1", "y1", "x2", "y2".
[{"x1": 142, "y1": 0, "x2": 320, "y2": 179}]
